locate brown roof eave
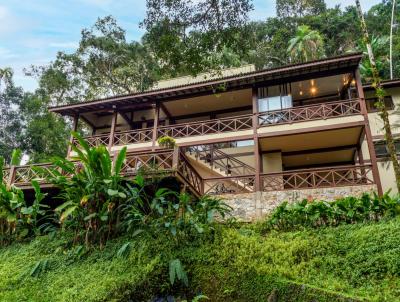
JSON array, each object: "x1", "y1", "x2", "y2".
[
  {"x1": 49, "y1": 52, "x2": 363, "y2": 116},
  {"x1": 363, "y1": 79, "x2": 400, "y2": 90}
]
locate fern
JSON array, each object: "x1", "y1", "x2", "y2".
[{"x1": 169, "y1": 258, "x2": 188, "y2": 286}]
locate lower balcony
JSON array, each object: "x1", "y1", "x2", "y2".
[{"x1": 4, "y1": 147, "x2": 374, "y2": 199}]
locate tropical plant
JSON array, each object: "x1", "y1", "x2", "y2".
[
  {"x1": 0, "y1": 152, "x2": 49, "y2": 244},
  {"x1": 266, "y1": 192, "x2": 400, "y2": 231},
  {"x1": 287, "y1": 25, "x2": 325, "y2": 63},
  {"x1": 39, "y1": 132, "x2": 128, "y2": 247},
  {"x1": 157, "y1": 136, "x2": 176, "y2": 149}
]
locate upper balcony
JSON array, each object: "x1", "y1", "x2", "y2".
[{"x1": 47, "y1": 53, "x2": 365, "y2": 153}]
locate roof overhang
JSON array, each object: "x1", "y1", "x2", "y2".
[
  {"x1": 363, "y1": 79, "x2": 400, "y2": 91},
  {"x1": 49, "y1": 53, "x2": 362, "y2": 116}
]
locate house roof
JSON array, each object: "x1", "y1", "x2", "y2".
[
  {"x1": 363, "y1": 79, "x2": 400, "y2": 90},
  {"x1": 49, "y1": 52, "x2": 363, "y2": 116}
]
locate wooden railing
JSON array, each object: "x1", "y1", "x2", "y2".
[
  {"x1": 177, "y1": 151, "x2": 203, "y2": 194},
  {"x1": 186, "y1": 145, "x2": 255, "y2": 176},
  {"x1": 73, "y1": 133, "x2": 110, "y2": 148},
  {"x1": 260, "y1": 165, "x2": 374, "y2": 191},
  {"x1": 72, "y1": 99, "x2": 362, "y2": 150},
  {"x1": 203, "y1": 175, "x2": 256, "y2": 195},
  {"x1": 258, "y1": 99, "x2": 361, "y2": 126},
  {"x1": 120, "y1": 149, "x2": 175, "y2": 176},
  {"x1": 114, "y1": 128, "x2": 153, "y2": 146},
  {"x1": 157, "y1": 114, "x2": 253, "y2": 139}
]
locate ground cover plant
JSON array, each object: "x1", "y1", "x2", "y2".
[{"x1": 266, "y1": 192, "x2": 400, "y2": 231}]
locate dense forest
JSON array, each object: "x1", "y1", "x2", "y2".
[{"x1": 0, "y1": 0, "x2": 399, "y2": 163}]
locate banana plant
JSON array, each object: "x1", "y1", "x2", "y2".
[{"x1": 39, "y1": 132, "x2": 128, "y2": 247}]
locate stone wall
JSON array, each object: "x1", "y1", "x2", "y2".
[{"x1": 218, "y1": 184, "x2": 377, "y2": 221}]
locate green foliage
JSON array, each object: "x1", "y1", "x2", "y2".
[
  {"x1": 39, "y1": 132, "x2": 128, "y2": 247},
  {"x1": 157, "y1": 136, "x2": 176, "y2": 149},
  {"x1": 1, "y1": 218, "x2": 400, "y2": 301},
  {"x1": 169, "y1": 258, "x2": 188, "y2": 287},
  {"x1": 266, "y1": 192, "x2": 400, "y2": 231},
  {"x1": 287, "y1": 25, "x2": 325, "y2": 63}
]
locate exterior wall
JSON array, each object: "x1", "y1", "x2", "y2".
[
  {"x1": 262, "y1": 152, "x2": 282, "y2": 173},
  {"x1": 364, "y1": 87, "x2": 400, "y2": 194},
  {"x1": 257, "y1": 115, "x2": 364, "y2": 136},
  {"x1": 219, "y1": 184, "x2": 377, "y2": 221},
  {"x1": 366, "y1": 87, "x2": 400, "y2": 137}
]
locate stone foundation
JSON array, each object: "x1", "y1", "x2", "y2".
[{"x1": 218, "y1": 184, "x2": 377, "y2": 221}]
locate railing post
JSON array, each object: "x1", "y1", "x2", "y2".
[
  {"x1": 355, "y1": 69, "x2": 383, "y2": 195},
  {"x1": 172, "y1": 146, "x2": 179, "y2": 170},
  {"x1": 252, "y1": 87, "x2": 261, "y2": 192},
  {"x1": 152, "y1": 102, "x2": 160, "y2": 151},
  {"x1": 108, "y1": 111, "x2": 118, "y2": 151},
  {"x1": 7, "y1": 165, "x2": 16, "y2": 187}
]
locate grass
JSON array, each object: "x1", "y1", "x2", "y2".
[{"x1": 0, "y1": 218, "x2": 400, "y2": 301}]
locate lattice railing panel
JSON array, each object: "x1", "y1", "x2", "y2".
[
  {"x1": 13, "y1": 163, "x2": 58, "y2": 186},
  {"x1": 121, "y1": 150, "x2": 175, "y2": 176},
  {"x1": 114, "y1": 128, "x2": 153, "y2": 145},
  {"x1": 2, "y1": 168, "x2": 10, "y2": 184},
  {"x1": 261, "y1": 165, "x2": 374, "y2": 191},
  {"x1": 158, "y1": 114, "x2": 253, "y2": 139},
  {"x1": 177, "y1": 152, "x2": 203, "y2": 194},
  {"x1": 258, "y1": 99, "x2": 361, "y2": 126},
  {"x1": 74, "y1": 134, "x2": 110, "y2": 148},
  {"x1": 203, "y1": 175, "x2": 255, "y2": 195}
]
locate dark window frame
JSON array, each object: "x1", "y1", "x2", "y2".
[{"x1": 365, "y1": 96, "x2": 395, "y2": 113}]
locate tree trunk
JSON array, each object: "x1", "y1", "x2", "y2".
[{"x1": 356, "y1": 0, "x2": 400, "y2": 193}]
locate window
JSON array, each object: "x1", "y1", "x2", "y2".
[
  {"x1": 374, "y1": 140, "x2": 400, "y2": 158},
  {"x1": 366, "y1": 96, "x2": 394, "y2": 112},
  {"x1": 258, "y1": 84, "x2": 293, "y2": 112}
]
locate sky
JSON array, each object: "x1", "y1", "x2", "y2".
[{"x1": 0, "y1": 0, "x2": 381, "y2": 92}]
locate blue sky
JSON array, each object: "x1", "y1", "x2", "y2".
[{"x1": 0, "y1": 0, "x2": 380, "y2": 91}]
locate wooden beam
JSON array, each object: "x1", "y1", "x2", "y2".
[
  {"x1": 108, "y1": 111, "x2": 118, "y2": 151},
  {"x1": 80, "y1": 115, "x2": 96, "y2": 130},
  {"x1": 281, "y1": 144, "x2": 358, "y2": 157},
  {"x1": 252, "y1": 87, "x2": 261, "y2": 191},
  {"x1": 355, "y1": 69, "x2": 383, "y2": 195},
  {"x1": 152, "y1": 103, "x2": 160, "y2": 150}
]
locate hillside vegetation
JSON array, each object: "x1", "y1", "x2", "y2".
[{"x1": 0, "y1": 217, "x2": 399, "y2": 301}]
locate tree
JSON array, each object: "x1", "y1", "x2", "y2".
[
  {"x1": 355, "y1": 0, "x2": 400, "y2": 193},
  {"x1": 0, "y1": 68, "x2": 13, "y2": 90},
  {"x1": 276, "y1": 0, "x2": 326, "y2": 18},
  {"x1": 0, "y1": 83, "x2": 25, "y2": 162},
  {"x1": 141, "y1": 0, "x2": 253, "y2": 76},
  {"x1": 287, "y1": 25, "x2": 325, "y2": 63}
]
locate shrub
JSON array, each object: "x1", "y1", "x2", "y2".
[
  {"x1": 158, "y1": 136, "x2": 176, "y2": 149},
  {"x1": 266, "y1": 192, "x2": 400, "y2": 231}
]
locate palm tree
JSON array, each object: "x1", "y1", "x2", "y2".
[
  {"x1": 356, "y1": 0, "x2": 400, "y2": 193},
  {"x1": 287, "y1": 25, "x2": 325, "y2": 63},
  {"x1": 0, "y1": 67, "x2": 13, "y2": 90},
  {"x1": 358, "y1": 36, "x2": 390, "y2": 82}
]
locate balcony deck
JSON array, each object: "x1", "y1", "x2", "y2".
[
  {"x1": 3, "y1": 148, "x2": 374, "y2": 197},
  {"x1": 73, "y1": 99, "x2": 362, "y2": 151}
]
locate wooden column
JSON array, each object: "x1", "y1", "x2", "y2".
[
  {"x1": 355, "y1": 69, "x2": 383, "y2": 195},
  {"x1": 108, "y1": 111, "x2": 118, "y2": 151},
  {"x1": 7, "y1": 166, "x2": 16, "y2": 187},
  {"x1": 152, "y1": 102, "x2": 160, "y2": 150},
  {"x1": 67, "y1": 114, "x2": 79, "y2": 158},
  {"x1": 252, "y1": 87, "x2": 261, "y2": 192}
]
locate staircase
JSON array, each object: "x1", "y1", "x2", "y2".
[{"x1": 184, "y1": 145, "x2": 255, "y2": 193}]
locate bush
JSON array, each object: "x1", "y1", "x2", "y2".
[
  {"x1": 157, "y1": 136, "x2": 176, "y2": 149},
  {"x1": 265, "y1": 192, "x2": 400, "y2": 231}
]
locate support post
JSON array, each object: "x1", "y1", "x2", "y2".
[
  {"x1": 172, "y1": 145, "x2": 179, "y2": 170},
  {"x1": 152, "y1": 102, "x2": 160, "y2": 151},
  {"x1": 7, "y1": 165, "x2": 16, "y2": 187},
  {"x1": 67, "y1": 114, "x2": 79, "y2": 158},
  {"x1": 355, "y1": 70, "x2": 383, "y2": 195},
  {"x1": 108, "y1": 111, "x2": 118, "y2": 151},
  {"x1": 252, "y1": 87, "x2": 261, "y2": 192}
]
